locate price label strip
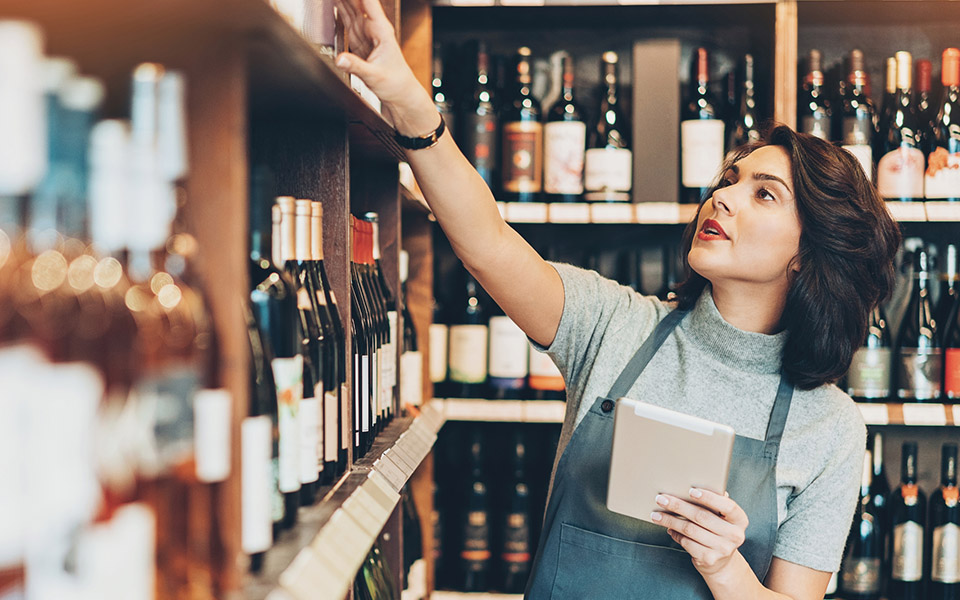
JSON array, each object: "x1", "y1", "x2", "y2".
[
  {"x1": 884, "y1": 201, "x2": 927, "y2": 222},
  {"x1": 901, "y1": 403, "x2": 948, "y2": 426},
  {"x1": 922, "y1": 201, "x2": 960, "y2": 222},
  {"x1": 280, "y1": 547, "x2": 342, "y2": 600},
  {"x1": 856, "y1": 403, "x2": 890, "y2": 426},
  {"x1": 506, "y1": 202, "x2": 548, "y2": 223},
  {"x1": 590, "y1": 203, "x2": 634, "y2": 223},
  {"x1": 523, "y1": 400, "x2": 566, "y2": 423},
  {"x1": 953, "y1": 404, "x2": 960, "y2": 426},
  {"x1": 342, "y1": 492, "x2": 382, "y2": 538},
  {"x1": 373, "y1": 456, "x2": 407, "y2": 491},
  {"x1": 636, "y1": 202, "x2": 681, "y2": 224},
  {"x1": 548, "y1": 203, "x2": 591, "y2": 223}
]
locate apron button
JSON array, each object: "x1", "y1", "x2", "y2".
[{"x1": 601, "y1": 399, "x2": 614, "y2": 413}]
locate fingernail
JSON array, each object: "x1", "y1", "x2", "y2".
[
  {"x1": 335, "y1": 55, "x2": 348, "y2": 69},
  {"x1": 689, "y1": 488, "x2": 702, "y2": 499},
  {"x1": 655, "y1": 494, "x2": 668, "y2": 507},
  {"x1": 651, "y1": 512, "x2": 662, "y2": 522}
]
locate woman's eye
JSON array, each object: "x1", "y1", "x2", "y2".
[
  {"x1": 719, "y1": 178, "x2": 734, "y2": 188},
  {"x1": 757, "y1": 187, "x2": 775, "y2": 201}
]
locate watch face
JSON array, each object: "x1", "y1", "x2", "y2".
[{"x1": 396, "y1": 115, "x2": 445, "y2": 150}]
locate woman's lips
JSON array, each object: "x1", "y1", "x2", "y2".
[{"x1": 698, "y1": 218, "x2": 729, "y2": 241}]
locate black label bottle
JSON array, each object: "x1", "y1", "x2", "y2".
[
  {"x1": 433, "y1": 42, "x2": 455, "y2": 140},
  {"x1": 800, "y1": 49, "x2": 832, "y2": 140},
  {"x1": 925, "y1": 48, "x2": 960, "y2": 202},
  {"x1": 877, "y1": 51, "x2": 925, "y2": 202},
  {"x1": 461, "y1": 430, "x2": 491, "y2": 591},
  {"x1": 929, "y1": 443, "x2": 959, "y2": 598},
  {"x1": 544, "y1": 55, "x2": 586, "y2": 203},
  {"x1": 462, "y1": 42, "x2": 498, "y2": 192},
  {"x1": 896, "y1": 248, "x2": 942, "y2": 401},
  {"x1": 501, "y1": 47, "x2": 543, "y2": 203},
  {"x1": 584, "y1": 51, "x2": 632, "y2": 203},
  {"x1": 447, "y1": 271, "x2": 488, "y2": 398},
  {"x1": 847, "y1": 305, "x2": 892, "y2": 402},
  {"x1": 501, "y1": 430, "x2": 532, "y2": 593},
  {"x1": 888, "y1": 441, "x2": 927, "y2": 600},
  {"x1": 681, "y1": 47, "x2": 725, "y2": 204},
  {"x1": 841, "y1": 450, "x2": 884, "y2": 599},
  {"x1": 728, "y1": 54, "x2": 761, "y2": 150},
  {"x1": 842, "y1": 49, "x2": 876, "y2": 181}
]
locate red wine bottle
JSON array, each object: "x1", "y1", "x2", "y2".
[
  {"x1": 842, "y1": 49, "x2": 876, "y2": 180},
  {"x1": 925, "y1": 48, "x2": 960, "y2": 202},
  {"x1": 800, "y1": 49, "x2": 832, "y2": 140},
  {"x1": 501, "y1": 47, "x2": 543, "y2": 203},
  {"x1": 681, "y1": 48, "x2": 724, "y2": 204},
  {"x1": 895, "y1": 248, "x2": 942, "y2": 401},
  {"x1": 448, "y1": 271, "x2": 488, "y2": 398},
  {"x1": 888, "y1": 442, "x2": 926, "y2": 600},
  {"x1": 501, "y1": 430, "x2": 532, "y2": 593},
  {"x1": 544, "y1": 55, "x2": 586, "y2": 203},
  {"x1": 462, "y1": 42, "x2": 498, "y2": 192},
  {"x1": 461, "y1": 430, "x2": 491, "y2": 591},
  {"x1": 728, "y1": 54, "x2": 761, "y2": 150},
  {"x1": 584, "y1": 52, "x2": 632, "y2": 203},
  {"x1": 840, "y1": 450, "x2": 884, "y2": 599},
  {"x1": 487, "y1": 302, "x2": 528, "y2": 400},
  {"x1": 929, "y1": 443, "x2": 959, "y2": 598}
]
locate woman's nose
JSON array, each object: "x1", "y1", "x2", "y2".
[{"x1": 710, "y1": 185, "x2": 734, "y2": 215}]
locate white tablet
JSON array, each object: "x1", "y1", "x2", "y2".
[{"x1": 607, "y1": 398, "x2": 735, "y2": 524}]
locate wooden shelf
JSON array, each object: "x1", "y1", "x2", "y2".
[
  {"x1": 246, "y1": 403, "x2": 445, "y2": 600},
  {"x1": 857, "y1": 402, "x2": 960, "y2": 427},
  {"x1": 435, "y1": 398, "x2": 566, "y2": 423}
]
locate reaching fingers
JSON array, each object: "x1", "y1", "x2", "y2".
[{"x1": 335, "y1": 51, "x2": 377, "y2": 80}]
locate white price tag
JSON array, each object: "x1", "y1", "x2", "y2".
[
  {"x1": 390, "y1": 439, "x2": 420, "y2": 470},
  {"x1": 856, "y1": 403, "x2": 889, "y2": 425},
  {"x1": 590, "y1": 203, "x2": 634, "y2": 223},
  {"x1": 280, "y1": 547, "x2": 343, "y2": 600},
  {"x1": 314, "y1": 509, "x2": 369, "y2": 567},
  {"x1": 496, "y1": 202, "x2": 509, "y2": 219},
  {"x1": 342, "y1": 493, "x2": 380, "y2": 537},
  {"x1": 636, "y1": 202, "x2": 681, "y2": 224},
  {"x1": 373, "y1": 457, "x2": 406, "y2": 491},
  {"x1": 499, "y1": 0, "x2": 545, "y2": 5},
  {"x1": 365, "y1": 471, "x2": 401, "y2": 511},
  {"x1": 524, "y1": 400, "x2": 566, "y2": 423},
  {"x1": 548, "y1": 203, "x2": 591, "y2": 223},
  {"x1": 885, "y1": 201, "x2": 927, "y2": 222},
  {"x1": 352, "y1": 485, "x2": 391, "y2": 530},
  {"x1": 312, "y1": 538, "x2": 353, "y2": 575},
  {"x1": 922, "y1": 201, "x2": 960, "y2": 222},
  {"x1": 382, "y1": 448, "x2": 415, "y2": 475},
  {"x1": 902, "y1": 403, "x2": 948, "y2": 426},
  {"x1": 954, "y1": 405, "x2": 960, "y2": 426},
  {"x1": 506, "y1": 202, "x2": 548, "y2": 223},
  {"x1": 448, "y1": 0, "x2": 495, "y2": 5}
]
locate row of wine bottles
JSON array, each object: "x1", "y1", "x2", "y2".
[
  {"x1": 847, "y1": 244, "x2": 960, "y2": 403},
  {"x1": 799, "y1": 47, "x2": 960, "y2": 202},
  {"x1": 830, "y1": 434, "x2": 959, "y2": 600},
  {"x1": 0, "y1": 23, "x2": 231, "y2": 599}
]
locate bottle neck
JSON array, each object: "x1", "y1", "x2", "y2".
[
  {"x1": 294, "y1": 210, "x2": 311, "y2": 262},
  {"x1": 311, "y1": 213, "x2": 324, "y2": 261},
  {"x1": 902, "y1": 450, "x2": 917, "y2": 484},
  {"x1": 944, "y1": 451, "x2": 958, "y2": 486}
]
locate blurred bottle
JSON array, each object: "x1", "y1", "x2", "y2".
[
  {"x1": 928, "y1": 443, "x2": 959, "y2": 598},
  {"x1": 501, "y1": 47, "x2": 543, "y2": 203},
  {"x1": 544, "y1": 55, "x2": 586, "y2": 203},
  {"x1": 888, "y1": 442, "x2": 926, "y2": 600},
  {"x1": 841, "y1": 49, "x2": 876, "y2": 181},
  {"x1": 895, "y1": 248, "x2": 941, "y2": 401},
  {"x1": 840, "y1": 450, "x2": 884, "y2": 600},
  {"x1": 799, "y1": 49, "x2": 832, "y2": 140},
  {"x1": 584, "y1": 52, "x2": 632, "y2": 203},
  {"x1": 924, "y1": 48, "x2": 960, "y2": 202},
  {"x1": 877, "y1": 52, "x2": 925, "y2": 202},
  {"x1": 728, "y1": 54, "x2": 762, "y2": 151},
  {"x1": 847, "y1": 305, "x2": 892, "y2": 403},
  {"x1": 448, "y1": 271, "x2": 488, "y2": 398},
  {"x1": 433, "y1": 42, "x2": 455, "y2": 140},
  {"x1": 681, "y1": 48, "x2": 724, "y2": 204},
  {"x1": 460, "y1": 430, "x2": 491, "y2": 591},
  {"x1": 501, "y1": 430, "x2": 532, "y2": 593},
  {"x1": 399, "y1": 250, "x2": 424, "y2": 409},
  {"x1": 461, "y1": 41, "x2": 498, "y2": 192}
]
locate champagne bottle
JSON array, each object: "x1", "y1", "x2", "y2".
[
  {"x1": 799, "y1": 49, "x2": 832, "y2": 140},
  {"x1": 842, "y1": 49, "x2": 876, "y2": 180},
  {"x1": 728, "y1": 54, "x2": 761, "y2": 150},
  {"x1": 544, "y1": 55, "x2": 586, "y2": 203},
  {"x1": 879, "y1": 56, "x2": 898, "y2": 136},
  {"x1": 895, "y1": 248, "x2": 942, "y2": 401},
  {"x1": 939, "y1": 244, "x2": 959, "y2": 344},
  {"x1": 877, "y1": 52, "x2": 925, "y2": 202},
  {"x1": 924, "y1": 48, "x2": 960, "y2": 202},
  {"x1": 462, "y1": 41, "x2": 498, "y2": 192},
  {"x1": 433, "y1": 42, "x2": 455, "y2": 139},
  {"x1": 461, "y1": 430, "x2": 491, "y2": 592},
  {"x1": 868, "y1": 432, "x2": 891, "y2": 569},
  {"x1": 681, "y1": 47, "x2": 725, "y2": 204},
  {"x1": 847, "y1": 305, "x2": 892, "y2": 402},
  {"x1": 840, "y1": 450, "x2": 884, "y2": 600},
  {"x1": 501, "y1": 47, "x2": 543, "y2": 203},
  {"x1": 888, "y1": 442, "x2": 926, "y2": 600},
  {"x1": 916, "y1": 58, "x2": 936, "y2": 152},
  {"x1": 502, "y1": 430, "x2": 532, "y2": 593},
  {"x1": 929, "y1": 443, "x2": 959, "y2": 598},
  {"x1": 584, "y1": 51, "x2": 632, "y2": 203},
  {"x1": 447, "y1": 271, "x2": 488, "y2": 398}
]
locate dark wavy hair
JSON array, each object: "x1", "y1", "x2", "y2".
[{"x1": 675, "y1": 125, "x2": 901, "y2": 390}]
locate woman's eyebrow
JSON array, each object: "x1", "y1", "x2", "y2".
[{"x1": 752, "y1": 171, "x2": 792, "y2": 194}]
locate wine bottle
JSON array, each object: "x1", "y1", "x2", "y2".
[
  {"x1": 657, "y1": 244, "x2": 680, "y2": 301},
  {"x1": 399, "y1": 250, "x2": 424, "y2": 409},
  {"x1": 448, "y1": 271, "x2": 488, "y2": 398},
  {"x1": 502, "y1": 430, "x2": 532, "y2": 593},
  {"x1": 925, "y1": 48, "x2": 960, "y2": 202},
  {"x1": 461, "y1": 430, "x2": 491, "y2": 592},
  {"x1": 879, "y1": 56, "x2": 898, "y2": 137},
  {"x1": 842, "y1": 49, "x2": 876, "y2": 180},
  {"x1": 840, "y1": 450, "x2": 884, "y2": 600},
  {"x1": 429, "y1": 298, "x2": 449, "y2": 396},
  {"x1": 462, "y1": 41, "x2": 498, "y2": 192},
  {"x1": 501, "y1": 47, "x2": 543, "y2": 203},
  {"x1": 877, "y1": 51, "x2": 925, "y2": 202},
  {"x1": 896, "y1": 248, "x2": 942, "y2": 401},
  {"x1": 869, "y1": 433, "x2": 891, "y2": 551},
  {"x1": 916, "y1": 58, "x2": 936, "y2": 152},
  {"x1": 929, "y1": 443, "x2": 959, "y2": 598},
  {"x1": 350, "y1": 217, "x2": 373, "y2": 455},
  {"x1": 528, "y1": 342, "x2": 564, "y2": 401},
  {"x1": 401, "y1": 486, "x2": 425, "y2": 592},
  {"x1": 544, "y1": 54, "x2": 586, "y2": 203},
  {"x1": 584, "y1": 51, "x2": 632, "y2": 203},
  {"x1": 619, "y1": 248, "x2": 643, "y2": 293},
  {"x1": 888, "y1": 441, "x2": 926, "y2": 600},
  {"x1": 487, "y1": 303, "x2": 529, "y2": 400},
  {"x1": 681, "y1": 47, "x2": 725, "y2": 204},
  {"x1": 357, "y1": 219, "x2": 388, "y2": 431},
  {"x1": 847, "y1": 305, "x2": 892, "y2": 402},
  {"x1": 799, "y1": 49, "x2": 832, "y2": 140},
  {"x1": 728, "y1": 54, "x2": 761, "y2": 150},
  {"x1": 433, "y1": 42, "x2": 455, "y2": 140},
  {"x1": 939, "y1": 245, "x2": 960, "y2": 340},
  {"x1": 363, "y1": 212, "x2": 397, "y2": 423}
]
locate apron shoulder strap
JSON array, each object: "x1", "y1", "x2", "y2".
[
  {"x1": 605, "y1": 308, "x2": 688, "y2": 400},
  {"x1": 763, "y1": 373, "x2": 794, "y2": 446}
]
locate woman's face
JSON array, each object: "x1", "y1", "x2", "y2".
[{"x1": 688, "y1": 145, "x2": 801, "y2": 289}]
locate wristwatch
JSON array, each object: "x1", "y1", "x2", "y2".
[{"x1": 394, "y1": 114, "x2": 446, "y2": 151}]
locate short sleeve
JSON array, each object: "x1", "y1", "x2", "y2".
[{"x1": 772, "y1": 403, "x2": 867, "y2": 572}]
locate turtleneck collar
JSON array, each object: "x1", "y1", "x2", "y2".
[{"x1": 679, "y1": 285, "x2": 787, "y2": 374}]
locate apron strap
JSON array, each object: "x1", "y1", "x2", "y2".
[
  {"x1": 763, "y1": 373, "x2": 794, "y2": 445},
  {"x1": 605, "y1": 308, "x2": 688, "y2": 400}
]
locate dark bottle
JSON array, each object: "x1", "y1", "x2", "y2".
[
  {"x1": 841, "y1": 449, "x2": 884, "y2": 600},
  {"x1": 543, "y1": 55, "x2": 585, "y2": 203},
  {"x1": 877, "y1": 52, "x2": 925, "y2": 202},
  {"x1": 847, "y1": 305, "x2": 892, "y2": 402},
  {"x1": 502, "y1": 430, "x2": 532, "y2": 593},
  {"x1": 363, "y1": 212, "x2": 398, "y2": 424},
  {"x1": 462, "y1": 41, "x2": 498, "y2": 192},
  {"x1": 728, "y1": 54, "x2": 761, "y2": 150},
  {"x1": 916, "y1": 58, "x2": 936, "y2": 151},
  {"x1": 869, "y1": 432, "x2": 891, "y2": 571},
  {"x1": 350, "y1": 217, "x2": 373, "y2": 456},
  {"x1": 619, "y1": 248, "x2": 643, "y2": 293},
  {"x1": 487, "y1": 301, "x2": 528, "y2": 400},
  {"x1": 501, "y1": 47, "x2": 543, "y2": 203},
  {"x1": 924, "y1": 48, "x2": 960, "y2": 202},
  {"x1": 896, "y1": 248, "x2": 942, "y2": 401},
  {"x1": 433, "y1": 42, "x2": 455, "y2": 140},
  {"x1": 358, "y1": 219, "x2": 388, "y2": 434},
  {"x1": 799, "y1": 49, "x2": 832, "y2": 140},
  {"x1": 401, "y1": 486, "x2": 424, "y2": 589},
  {"x1": 879, "y1": 57, "x2": 898, "y2": 132},
  {"x1": 584, "y1": 51, "x2": 632, "y2": 203},
  {"x1": 929, "y1": 443, "x2": 959, "y2": 598},
  {"x1": 448, "y1": 271, "x2": 488, "y2": 398},
  {"x1": 842, "y1": 49, "x2": 876, "y2": 181},
  {"x1": 888, "y1": 442, "x2": 927, "y2": 600},
  {"x1": 398, "y1": 250, "x2": 424, "y2": 409},
  {"x1": 461, "y1": 430, "x2": 491, "y2": 591},
  {"x1": 681, "y1": 47, "x2": 725, "y2": 204},
  {"x1": 431, "y1": 481, "x2": 444, "y2": 581},
  {"x1": 939, "y1": 245, "x2": 960, "y2": 343},
  {"x1": 657, "y1": 244, "x2": 679, "y2": 301}
]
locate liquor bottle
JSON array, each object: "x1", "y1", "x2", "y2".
[
  {"x1": 357, "y1": 220, "x2": 388, "y2": 431},
  {"x1": 939, "y1": 245, "x2": 960, "y2": 340},
  {"x1": 896, "y1": 248, "x2": 942, "y2": 401},
  {"x1": 350, "y1": 217, "x2": 374, "y2": 455},
  {"x1": 929, "y1": 443, "x2": 959, "y2": 597},
  {"x1": 925, "y1": 48, "x2": 960, "y2": 202},
  {"x1": 363, "y1": 212, "x2": 397, "y2": 423},
  {"x1": 487, "y1": 302, "x2": 528, "y2": 400},
  {"x1": 869, "y1": 433, "x2": 891, "y2": 554},
  {"x1": 657, "y1": 244, "x2": 680, "y2": 301},
  {"x1": 584, "y1": 51, "x2": 632, "y2": 203},
  {"x1": 681, "y1": 47, "x2": 725, "y2": 204},
  {"x1": 399, "y1": 250, "x2": 424, "y2": 409},
  {"x1": 847, "y1": 305, "x2": 892, "y2": 402},
  {"x1": 916, "y1": 58, "x2": 936, "y2": 151},
  {"x1": 501, "y1": 47, "x2": 543, "y2": 203},
  {"x1": 462, "y1": 41, "x2": 498, "y2": 191},
  {"x1": 433, "y1": 42, "x2": 455, "y2": 140},
  {"x1": 461, "y1": 430, "x2": 491, "y2": 591},
  {"x1": 879, "y1": 56, "x2": 898, "y2": 132},
  {"x1": 430, "y1": 298, "x2": 449, "y2": 396},
  {"x1": 544, "y1": 54, "x2": 586, "y2": 203},
  {"x1": 889, "y1": 442, "x2": 926, "y2": 600},
  {"x1": 799, "y1": 49, "x2": 832, "y2": 140},
  {"x1": 842, "y1": 49, "x2": 876, "y2": 180},
  {"x1": 840, "y1": 450, "x2": 884, "y2": 600},
  {"x1": 448, "y1": 271, "x2": 488, "y2": 398},
  {"x1": 877, "y1": 52, "x2": 925, "y2": 202},
  {"x1": 728, "y1": 54, "x2": 761, "y2": 150},
  {"x1": 502, "y1": 430, "x2": 532, "y2": 593},
  {"x1": 528, "y1": 343, "x2": 564, "y2": 401}
]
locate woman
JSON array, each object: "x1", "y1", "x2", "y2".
[{"x1": 334, "y1": 2, "x2": 901, "y2": 597}]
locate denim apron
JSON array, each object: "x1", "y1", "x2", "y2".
[{"x1": 525, "y1": 308, "x2": 794, "y2": 599}]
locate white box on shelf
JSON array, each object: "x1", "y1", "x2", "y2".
[
  {"x1": 350, "y1": 485, "x2": 391, "y2": 532},
  {"x1": 884, "y1": 201, "x2": 927, "y2": 222},
  {"x1": 381, "y1": 447, "x2": 415, "y2": 476},
  {"x1": 922, "y1": 201, "x2": 960, "y2": 222},
  {"x1": 856, "y1": 403, "x2": 889, "y2": 426},
  {"x1": 548, "y1": 202, "x2": 591, "y2": 223},
  {"x1": 523, "y1": 400, "x2": 566, "y2": 423},
  {"x1": 506, "y1": 202, "x2": 548, "y2": 223},
  {"x1": 636, "y1": 202, "x2": 681, "y2": 224},
  {"x1": 901, "y1": 403, "x2": 948, "y2": 426},
  {"x1": 313, "y1": 509, "x2": 369, "y2": 567},
  {"x1": 590, "y1": 202, "x2": 635, "y2": 223}
]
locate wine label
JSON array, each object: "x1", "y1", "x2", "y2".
[
  {"x1": 584, "y1": 147, "x2": 632, "y2": 201},
  {"x1": 134, "y1": 365, "x2": 201, "y2": 474},
  {"x1": 461, "y1": 509, "x2": 491, "y2": 568},
  {"x1": 463, "y1": 112, "x2": 498, "y2": 188},
  {"x1": 340, "y1": 382, "x2": 350, "y2": 452},
  {"x1": 272, "y1": 355, "x2": 303, "y2": 493},
  {"x1": 946, "y1": 348, "x2": 960, "y2": 399},
  {"x1": 843, "y1": 115, "x2": 873, "y2": 147},
  {"x1": 400, "y1": 351, "x2": 424, "y2": 407},
  {"x1": 543, "y1": 121, "x2": 586, "y2": 195},
  {"x1": 299, "y1": 396, "x2": 319, "y2": 484},
  {"x1": 449, "y1": 324, "x2": 488, "y2": 384},
  {"x1": 877, "y1": 146, "x2": 925, "y2": 199},
  {"x1": 429, "y1": 323, "x2": 449, "y2": 383},
  {"x1": 324, "y1": 389, "x2": 338, "y2": 462},
  {"x1": 502, "y1": 121, "x2": 544, "y2": 194},
  {"x1": 801, "y1": 115, "x2": 830, "y2": 140},
  {"x1": 840, "y1": 557, "x2": 881, "y2": 593},
  {"x1": 528, "y1": 344, "x2": 564, "y2": 390},
  {"x1": 361, "y1": 354, "x2": 371, "y2": 432},
  {"x1": 846, "y1": 347, "x2": 891, "y2": 399},
  {"x1": 680, "y1": 119, "x2": 725, "y2": 188},
  {"x1": 74, "y1": 502, "x2": 156, "y2": 600},
  {"x1": 501, "y1": 510, "x2": 531, "y2": 568},
  {"x1": 241, "y1": 416, "x2": 273, "y2": 554},
  {"x1": 896, "y1": 348, "x2": 943, "y2": 400},
  {"x1": 488, "y1": 316, "x2": 529, "y2": 380},
  {"x1": 925, "y1": 146, "x2": 960, "y2": 199},
  {"x1": 932, "y1": 522, "x2": 960, "y2": 583},
  {"x1": 892, "y1": 521, "x2": 924, "y2": 581},
  {"x1": 384, "y1": 311, "x2": 398, "y2": 390},
  {"x1": 194, "y1": 389, "x2": 232, "y2": 483},
  {"x1": 842, "y1": 144, "x2": 873, "y2": 182}
]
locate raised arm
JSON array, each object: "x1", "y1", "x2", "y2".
[{"x1": 335, "y1": 0, "x2": 564, "y2": 347}]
